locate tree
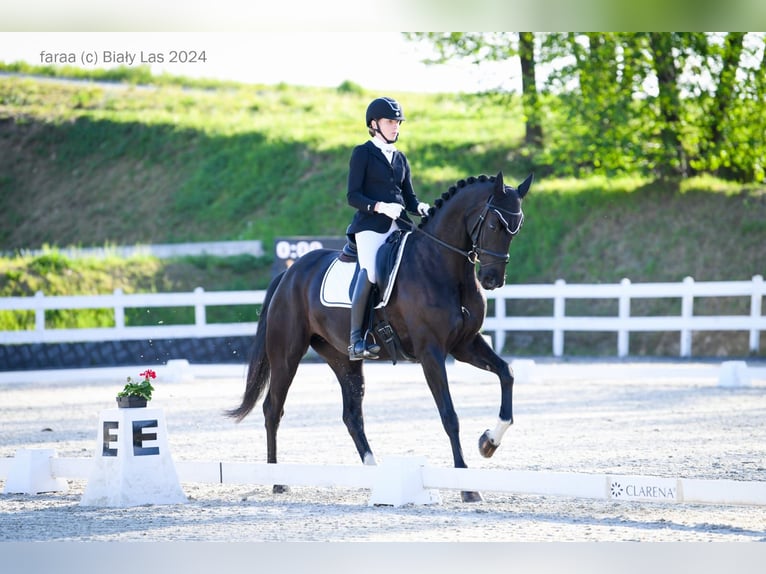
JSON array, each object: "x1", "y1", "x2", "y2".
[
  {"x1": 648, "y1": 33, "x2": 688, "y2": 177},
  {"x1": 518, "y1": 32, "x2": 542, "y2": 146},
  {"x1": 540, "y1": 32, "x2": 654, "y2": 175},
  {"x1": 407, "y1": 32, "x2": 766, "y2": 183},
  {"x1": 404, "y1": 32, "x2": 543, "y2": 148},
  {"x1": 709, "y1": 32, "x2": 745, "y2": 149}
]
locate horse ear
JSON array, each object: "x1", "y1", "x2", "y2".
[
  {"x1": 493, "y1": 171, "x2": 506, "y2": 197},
  {"x1": 516, "y1": 173, "x2": 534, "y2": 198}
]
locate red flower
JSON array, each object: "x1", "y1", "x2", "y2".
[{"x1": 139, "y1": 369, "x2": 157, "y2": 380}]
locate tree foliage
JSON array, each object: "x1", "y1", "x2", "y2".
[{"x1": 406, "y1": 32, "x2": 766, "y2": 183}]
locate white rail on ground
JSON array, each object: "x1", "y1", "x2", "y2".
[{"x1": 1, "y1": 455, "x2": 765, "y2": 507}]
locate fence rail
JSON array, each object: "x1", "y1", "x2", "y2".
[
  {"x1": 484, "y1": 275, "x2": 764, "y2": 357},
  {"x1": 0, "y1": 276, "x2": 763, "y2": 358},
  {"x1": 0, "y1": 287, "x2": 264, "y2": 344}
]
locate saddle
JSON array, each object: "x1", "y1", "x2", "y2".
[
  {"x1": 321, "y1": 230, "x2": 410, "y2": 309},
  {"x1": 320, "y1": 230, "x2": 415, "y2": 364}
]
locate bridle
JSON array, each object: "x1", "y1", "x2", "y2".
[
  {"x1": 468, "y1": 196, "x2": 524, "y2": 267},
  {"x1": 397, "y1": 192, "x2": 524, "y2": 266}
]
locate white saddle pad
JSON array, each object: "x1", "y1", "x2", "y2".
[{"x1": 320, "y1": 232, "x2": 410, "y2": 309}]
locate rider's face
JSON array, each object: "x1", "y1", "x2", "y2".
[{"x1": 374, "y1": 118, "x2": 402, "y2": 141}]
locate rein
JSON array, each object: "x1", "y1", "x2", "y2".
[{"x1": 395, "y1": 216, "x2": 479, "y2": 263}]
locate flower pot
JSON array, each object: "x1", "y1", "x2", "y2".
[{"x1": 116, "y1": 396, "x2": 148, "y2": 408}]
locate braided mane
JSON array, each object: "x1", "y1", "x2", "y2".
[{"x1": 419, "y1": 174, "x2": 496, "y2": 228}]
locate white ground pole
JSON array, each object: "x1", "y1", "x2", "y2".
[{"x1": 1, "y1": 452, "x2": 765, "y2": 508}]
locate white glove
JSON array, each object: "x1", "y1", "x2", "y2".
[
  {"x1": 375, "y1": 202, "x2": 404, "y2": 220},
  {"x1": 417, "y1": 202, "x2": 430, "y2": 216}
]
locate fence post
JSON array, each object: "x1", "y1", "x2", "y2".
[
  {"x1": 34, "y1": 291, "x2": 45, "y2": 332},
  {"x1": 553, "y1": 279, "x2": 566, "y2": 357},
  {"x1": 680, "y1": 276, "x2": 695, "y2": 357},
  {"x1": 618, "y1": 278, "x2": 631, "y2": 358},
  {"x1": 750, "y1": 275, "x2": 763, "y2": 354},
  {"x1": 194, "y1": 287, "x2": 206, "y2": 331},
  {"x1": 113, "y1": 288, "x2": 125, "y2": 332},
  {"x1": 494, "y1": 292, "x2": 506, "y2": 353}
]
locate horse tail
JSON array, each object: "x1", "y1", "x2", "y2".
[{"x1": 225, "y1": 270, "x2": 286, "y2": 422}]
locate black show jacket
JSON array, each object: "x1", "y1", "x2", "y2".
[{"x1": 346, "y1": 140, "x2": 420, "y2": 235}]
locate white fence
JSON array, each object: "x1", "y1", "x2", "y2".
[
  {"x1": 6, "y1": 240, "x2": 265, "y2": 260},
  {"x1": 0, "y1": 276, "x2": 763, "y2": 358},
  {"x1": 0, "y1": 287, "x2": 264, "y2": 344},
  {"x1": 484, "y1": 275, "x2": 764, "y2": 357}
]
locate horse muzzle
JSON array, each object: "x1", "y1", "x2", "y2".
[{"x1": 479, "y1": 271, "x2": 505, "y2": 290}]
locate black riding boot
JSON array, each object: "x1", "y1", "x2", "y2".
[{"x1": 349, "y1": 269, "x2": 381, "y2": 360}]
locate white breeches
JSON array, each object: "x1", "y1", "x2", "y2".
[{"x1": 355, "y1": 220, "x2": 398, "y2": 284}]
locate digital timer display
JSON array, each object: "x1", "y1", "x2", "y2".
[
  {"x1": 272, "y1": 236, "x2": 347, "y2": 276},
  {"x1": 275, "y1": 240, "x2": 324, "y2": 260}
]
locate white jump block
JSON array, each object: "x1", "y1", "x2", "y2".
[
  {"x1": 2, "y1": 449, "x2": 68, "y2": 495},
  {"x1": 80, "y1": 407, "x2": 187, "y2": 507},
  {"x1": 718, "y1": 361, "x2": 751, "y2": 388},
  {"x1": 368, "y1": 456, "x2": 442, "y2": 507},
  {"x1": 511, "y1": 359, "x2": 537, "y2": 384}
]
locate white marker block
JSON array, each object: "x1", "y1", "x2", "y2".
[
  {"x1": 80, "y1": 407, "x2": 187, "y2": 507},
  {"x1": 166, "y1": 359, "x2": 193, "y2": 382},
  {"x1": 368, "y1": 456, "x2": 442, "y2": 507},
  {"x1": 2, "y1": 449, "x2": 68, "y2": 495},
  {"x1": 511, "y1": 359, "x2": 537, "y2": 384},
  {"x1": 718, "y1": 361, "x2": 751, "y2": 388}
]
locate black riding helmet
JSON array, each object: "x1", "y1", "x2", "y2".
[{"x1": 365, "y1": 97, "x2": 406, "y2": 127}]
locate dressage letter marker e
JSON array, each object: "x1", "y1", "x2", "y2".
[
  {"x1": 102, "y1": 419, "x2": 160, "y2": 457},
  {"x1": 81, "y1": 407, "x2": 186, "y2": 507}
]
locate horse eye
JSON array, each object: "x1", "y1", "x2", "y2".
[{"x1": 489, "y1": 222, "x2": 497, "y2": 231}]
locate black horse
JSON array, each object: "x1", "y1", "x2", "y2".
[{"x1": 227, "y1": 171, "x2": 532, "y2": 502}]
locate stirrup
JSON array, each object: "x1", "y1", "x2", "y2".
[
  {"x1": 348, "y1": 341, "x2": 368, "y2": 361},
  {"x1": 363, "y1": 330, "x2": 381, "y2": 356},
  {"x1": 348, "y1": 338, "x2": 379, "y2": 361}
]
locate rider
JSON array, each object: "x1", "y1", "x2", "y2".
[{"x1": 346, "y1": 96, "x2": 430, "y2": 361}]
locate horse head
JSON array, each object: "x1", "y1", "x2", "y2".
[{"x1": 473, "y1": 171, "x2": 533, "y2": 290}]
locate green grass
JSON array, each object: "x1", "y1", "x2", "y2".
[
  {"x1": 0, "y1": 74, "x2": 527, "y2": 249},
  {"x1": 0, "y1": 69, "x2": 764, "y2": 356}
]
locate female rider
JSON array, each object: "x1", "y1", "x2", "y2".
[{"x1": 346, "y1": 96, "x2": 430, "y2": 360}]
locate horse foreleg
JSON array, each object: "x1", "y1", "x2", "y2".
[
  {"x1": 451, "y1": 334, "x2": 514, "y2": 459},
  {"x1": 420, "y1": 350, "x2": 482, "y2": 503}
]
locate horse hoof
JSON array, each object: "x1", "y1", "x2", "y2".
[
  {"x1": 478, "y1": 430, "x2": 499, "y2": 458},
  {"x1": 272, "y1": 484, "x2": 290, "y2": 494},
  {"x1": 461, "y1": 490, "x2": 483, "y2": 503}
]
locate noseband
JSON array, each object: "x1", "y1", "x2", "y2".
[{"x1": 467, "y1": 195, "x2": 524, "y2": 266}]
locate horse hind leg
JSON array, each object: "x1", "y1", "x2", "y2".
[
  {"x1": 313, "y1": 340, "x2": 375, "y2": 466},
  {"x1": 264, "y1": 334, "x2": 309, "y2": 494}
]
